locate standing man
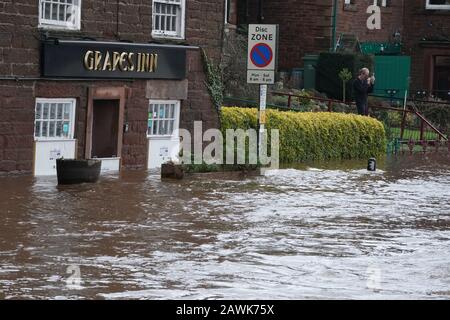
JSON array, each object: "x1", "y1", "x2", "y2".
[{"x1": 353, "y1": 68, "x2": 375, "y2": 116}]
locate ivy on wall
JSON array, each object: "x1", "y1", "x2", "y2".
[{"x1": 201, "y1": 48, "x2": 224, "y2": 112}]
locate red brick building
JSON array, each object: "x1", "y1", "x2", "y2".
[
  {"x1": 402, "y1": 0, "x2": 450, "y2": 96},
  {"x1": 238, "y1": 0, "x2": 450, "y2": 96},
  {"x1": 0, "y1": 0, "x2": 229, "y2": 174}
]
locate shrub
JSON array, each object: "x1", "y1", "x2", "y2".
[{"x1": 221, "y1": 107, "x2": 386, "y2": 163}]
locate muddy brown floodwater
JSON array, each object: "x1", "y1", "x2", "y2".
[{"x1": 0, "y1": 153, "x2": 450, "y2": 299}]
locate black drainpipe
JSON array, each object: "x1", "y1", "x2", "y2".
[
  {"x1": 116, "y1": 0, "x2": 120, "y2": 39},
  {"x1": 258, "y1": 0, "x2": 264, "y2": 23}
]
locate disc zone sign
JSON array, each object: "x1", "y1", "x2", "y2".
[{"x1": 247, "y1": 24, "x2": 278, "y2": 84}]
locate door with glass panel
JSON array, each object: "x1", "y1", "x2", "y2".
[
  {"x1": 147, "y1": 100, "x2": 180, "y2": 169},
  {"x1": 34, "y1": 98, "x2": 77, "y2": 176}
]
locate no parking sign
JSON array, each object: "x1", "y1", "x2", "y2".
[{"x1": 247, "y1": 24, "x2": 278, "y2": 84}]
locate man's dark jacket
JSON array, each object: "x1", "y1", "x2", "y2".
[{"x1": 353, "y1": 78, "x2": 374, "y2": 116}]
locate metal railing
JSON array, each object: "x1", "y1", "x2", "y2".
[{"x1": 268, "y1": 91, "x2": 449, "y2": 149}]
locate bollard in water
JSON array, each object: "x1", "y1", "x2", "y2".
[{"x1": 367, "y1": 158, "x2": 376, "y2": 172}]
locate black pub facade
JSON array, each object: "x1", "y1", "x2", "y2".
[{"x1": 0, "y1": 0, "x2": 229, "y2": 175}]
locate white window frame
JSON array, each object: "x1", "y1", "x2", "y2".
[
  {"x1": 38, "y1": 0, "x2": 82, "y2": 31},
  {"x1": 376, "y1": 0, "x2": 388, "y2": 6},
  {"x1": 426, "y1": 0, "x2": 450, "y2": 10},
  {"x1": 34, "y1": 98, "x2": 76, "y2": 141},
  {"x1": 147, "y1": 100, "x2": 180, "y2": 138},
  {"x1": 353, "y1": 0, "x2": 387, "y2": 6},
  {"x1": 151, "y1": 0, "x2": 186, "y2": 40}
]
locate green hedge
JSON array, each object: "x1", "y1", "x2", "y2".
[
  {"x1": 316, "y1": 52, "x2": 374, "y2": 101},
  {"x1": 221, "y1": 107, "x2": 386, "y2": 163}
]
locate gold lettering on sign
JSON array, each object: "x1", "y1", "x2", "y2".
[
  {"x1": 119, "y1": 52, "x2": 128, "y2": 71},
  {"x1": 84, "y1": 51, "x2": 94, "y2": 70},
  {"x1": 150, "y1": 54, "x2": 158, "y2": 72},
  {"x1": 112, "y1": 52, "x2": 121, "y2": 71},
  {"x1": 127, "y1": 52, "x2": 135, "y2": 71},
  {"x1": 136, "y1": 53, "x2": 142, "y2": 72},
  {"x1": 102, "y1": 51, "x2": 112, "y2": 71},
  {"x1": 94, "y1": 51, "x2": 102, "y2": 71},
  {"x1": 142, "y1": 53, "x2": 150, "y2": 73},
  {"x1": 82, "y1": 50, "x2": 159, "y2": 73},
  {"x1": 138, "y1": 53, "x2": 158, "y2": 73}
]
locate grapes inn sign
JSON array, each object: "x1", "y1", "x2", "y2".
[{"x1": 41, "y1": 40, "x2": 188, "y2": 80}]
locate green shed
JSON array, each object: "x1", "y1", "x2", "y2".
[{"x1": 373, "y1": 55, "x2": 411, "y2": 102}]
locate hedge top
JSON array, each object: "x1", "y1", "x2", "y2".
[{"x1": 221, "y1": 107, "x2": 386, "y2": 162}]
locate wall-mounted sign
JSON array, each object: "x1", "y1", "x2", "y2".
[
  {"x1": 41, "y1": 40, "x2": 187, "y2": 80},
  {"x1": 247, "y1": 24, "x2": 278, "y2": 84}
]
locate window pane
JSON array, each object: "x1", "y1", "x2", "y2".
[
  {"x1": 171, "y1": 15, "x2": 176, "y2": 31},
  {"x1": 153, "y1": 120, "x2": 158, "y2": 135},
  {"x1": 63, "y1": 103, "x2": 71, "y2": 120},
  {"x1": 57, "y1": 104, "x2": 63, "y2": 119},
  {"x1": 155, "y1": 15, "x2": 160, "y2": 30},
  {"x1": 50, "y1": 103, "x2": 56, "y2": 119},
  {"x1": 63, "y1": 121, "x2": 70, "y2": 137},
  {"x1": 168, "y1": 120, "x2": 174, "y2": 135},
  {"x1": 43, "y1": 103, "x2": 49, "y2": 119},
  {"x1": 166, "y1": 15, "x2": 171, "y2": 31},
  {"x1": 35, "y1": 121, "x2": 41, "y2": 137},
  {"x1": 159, "y1": 120, "x2": 166, "y2": 135},
  {"x1": 66, "y1": 5, "x2": 73, "y2": 22},
  {"x1": 161, "y1": 16, "x2": 166, "y2": 30},
  {"x1": 44, "y1": 3, "x2": 51, "y2": 19},
  {"x1": 147, "y1": 111, "x2": 153, "y2": 135},
  {"x1": 49, "y1": 121, "x2": 56, "y2": 137},
  {"x1": 56, "y1": 121, "x2": 63, "y2": 137},
  {"x1": 59, "y1": 4, "x2": 65, "y2": 21},
  {"x1": 52, "y1": 3, "x2": 58, "y2": 20},
  {"x1": 42, "y1": 121, "x2": 48, "y2": 137},
  {"x1": 36, "y1": 103, "x2": 42, "y2": 120}
]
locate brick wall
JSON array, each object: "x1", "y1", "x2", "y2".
[
  {"x1": 0, "y1": 0, "x2": 225, "y2": 173},
  {"x1": 337, "y1": 0, "x2": 404, "y2": 43},
  {"x1": 402, "y1": 0, "x2": 450, "y2": 91}
]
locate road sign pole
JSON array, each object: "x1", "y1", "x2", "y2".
[{"x1": 258, "y1": 84, "x2": 267, "y2": 161}]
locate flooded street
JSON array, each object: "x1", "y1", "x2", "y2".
[{"x1": 1, "y1": 154, "x2": 450, "y2": 300}]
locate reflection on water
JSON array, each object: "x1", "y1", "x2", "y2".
[{"x1": 0, "y1": 153, "x2": 449, "y2": 299}]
